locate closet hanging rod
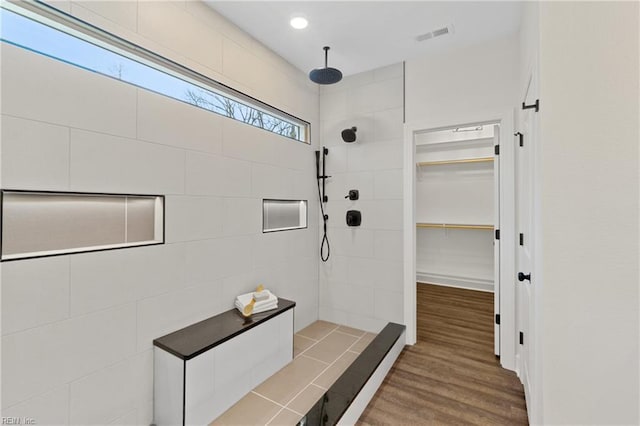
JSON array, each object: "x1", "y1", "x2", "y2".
[
  {"x1": 416, "y1": 157, "x2": 494, "y2": 167},
  {"x1": 416, "y1": 223, "x2": 494, "y2": 230}
]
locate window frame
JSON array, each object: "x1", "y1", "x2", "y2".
[{"x1": 0, "y1": 1, "x2": 310, "y2": 143}]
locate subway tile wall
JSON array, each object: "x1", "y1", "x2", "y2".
[
  {"x1": 1, "y1": 1, "x2": 319, "y2": 424},
  {"x1": 318, "y1": 64, "x2": 405, "y2": 333}
]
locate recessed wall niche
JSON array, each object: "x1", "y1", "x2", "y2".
[
  {"x1": 262, "y1": 199, "x2": 308, "y2": 233},
  {"x1": 1, "y1": 190, "x2": 164, "y2": 261}
]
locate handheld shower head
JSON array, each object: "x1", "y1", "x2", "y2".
[{"x1": 341, "y1": 127, "x2": 357, "y2": 143}]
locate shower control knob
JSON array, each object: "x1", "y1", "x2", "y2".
[
  {"x1": 344, "y1": 189, "x2": 359, "y2": 200},
  {"x1": 518, "y1": 272, "x2": 531, "y2": 282}
]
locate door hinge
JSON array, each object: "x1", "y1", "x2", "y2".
[
  {"x1": 522, "y1": 99, "x2": 540, "y2": 112},
  {"x1": 514, "y1": 132, "x2": 523, "y2": 147},
  {"x1": 519, "y1": 233, "x2": 524, "y2": 246},
  {"x1": 495, "y1": 229, "x2": 500, "y2": 240},
  {"x1": 519, "y1": 331, "x2": 524, "y2": 345},
  {"x1": 494, "y1": 145, "x2": 500, "y2": 155},
  {"x1": 495, "y1": 314, "x2": 500, "y2": 325}
]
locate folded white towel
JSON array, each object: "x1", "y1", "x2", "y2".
[
  {"x1": 235, "y1": 300, "x2": 277, "y2": 315},
  {"x1": 253, "y1": 290, "x2": 270, "y2": 301},
  {"x1": 235, "y1": 290, "x2": 278, "y2": 315}
]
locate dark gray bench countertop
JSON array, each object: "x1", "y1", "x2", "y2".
[{"x1": 153, "y1": 298, "x2": 296, "y2": 360}]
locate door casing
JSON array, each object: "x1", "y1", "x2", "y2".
[{"x1": 403, "y1": 109, "x2": 517, "y2": 371}]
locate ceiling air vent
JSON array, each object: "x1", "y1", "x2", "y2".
[{"x1": 416, "y1": 24, "x2": 454, "y2": 42}]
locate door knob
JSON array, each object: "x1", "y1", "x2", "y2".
[{"x1": 518, "y1": 272, "x2": 531, "y2": 282}]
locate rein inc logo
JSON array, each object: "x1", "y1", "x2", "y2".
[{"x1": 2, "y1": 418, "x2": 35, "y2": 425}]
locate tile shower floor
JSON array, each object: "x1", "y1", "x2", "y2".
[{"x1": 210, "y1": 321, "x2": 376, "y2": 425}]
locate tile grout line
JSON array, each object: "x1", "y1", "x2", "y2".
[
  {"x1": 294, "y1": 323, "x2": 340, "y2": 358},
  {"x1": 299, "y1": 354, "x2": 330, "y2": 366},
  {"x1": 221, "y1": 324, "x2": 363, "y2": 426},
  {"x1": 280, "y1": 328, "x2": 370, "y2": 416},
  {"x1": 263, "y1": 407, "x2": 286, "y2": 426},
  {"x1": 250, "y1": 390, "x2": 288, "y2": 411}
]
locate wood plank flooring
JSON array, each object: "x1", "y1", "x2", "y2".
[{"x1": 357, "y1": 283, "x2": 528, "y2": 425}]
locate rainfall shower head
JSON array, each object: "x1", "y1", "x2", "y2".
[
  {"x1": 309, "y1": 46, "x2": 343, "y2": 85},
  {"x1": 341, "y1": 127, "x2": 357, "y2": 143}
]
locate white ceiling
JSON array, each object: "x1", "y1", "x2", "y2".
[{"x1": 207, "y1": 1, "x2": 523, "y2": 77}]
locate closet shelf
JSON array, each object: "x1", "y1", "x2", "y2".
[
  {"x1": 416, "y1": 157, "x2": 494, "y2": 167},
  {"x1": 415, "y1": 136, "x2": 494, "y2": 148},
  {"x1": 416, "y1": 223, "x2": 494, "y2": 230}
]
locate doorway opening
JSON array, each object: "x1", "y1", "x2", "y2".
[
  {"x1": 413, "y1": 123, "x2": 500, "y2": 353},
  {"x1": 403, "y1": 112, "x2": 517, "y2": 371}
]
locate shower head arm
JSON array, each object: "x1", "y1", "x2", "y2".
[{"x1": 323, "y1": 46, "x2": 329, "y2": 68}]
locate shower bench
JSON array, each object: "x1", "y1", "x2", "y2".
[{"x1": 153, "y1": 298, "x2": 295, "y2": 426}]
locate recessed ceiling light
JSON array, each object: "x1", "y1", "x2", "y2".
[{"x1": 290, "y1": 16, "x2": 308, "y2": 30}]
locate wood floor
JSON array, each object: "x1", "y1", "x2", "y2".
[{"x1": 357, "y1": 283, "x2": 528, "y2": 425}]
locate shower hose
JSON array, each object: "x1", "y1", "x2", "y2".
[{"x1": 316, "y1": 170, "x2": 330, "y2": 262}]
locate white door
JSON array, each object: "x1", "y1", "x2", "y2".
[
  {"x1": 493, "y1": 124, "x2": 501, "y2": 356},
  {"x1": 516, "y1": 72, "x2": 537, "y2": 408}
]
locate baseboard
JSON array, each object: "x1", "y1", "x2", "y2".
[{"x1": 417, "y1": 271, "x2": 493, "y2": 292}]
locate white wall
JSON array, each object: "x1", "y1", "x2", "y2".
[
  {"x1": 318, "y1": 64, "x2": 405, "y2": 333},
  {"x1": 0, "y1": 1, "x2": 319, "y2": 424},
  {"x1": 405, "y1": 36, "x2": 519, "y2": 124},
  {"x1": 535, "y1": 2, "x2": 639, "y2": 424},
  {"x1": 404, "y1": 35, "x2": 519, "y2": 362}
]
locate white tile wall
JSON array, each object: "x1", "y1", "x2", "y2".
[
  {"x1": 351, "y1": 78, "x2": 403, "y2": 114},
  {"x1": 136, "y1": 282, "x2": 224, "y2": 353},
  {"x1": 165, "y1": 196, "x2": 224, "y2": 242},
  {"x1": 73, "y1": 1, "x2": 138, "y2": 32},
  {"x1": 137, "y1": 1, "x2": 223, "y2": 73},
  {"x1": 373, "y1": 108, "x2": 404, "y2": 142},
  {"x1": 373, "y1": 230, "x2": 404, "y2": 261},
  {"x1": 69, "y1": 129, "x2": 185, "y2": 195},
  {"x1": 1, "y1": 1, "x2": 319, "y2": 423},
  {"x1": 69, "y1": 351, "x2": 151, "y2": 425},
  {"x1": 321, "y1": 114, "x2": 375, "y2": 148},
  {"x1": 2, "y1": 304, "x2": 136, "y2": 408},
  {"x1": 373, "y1": 289, "x2": 404, "y2": 323},
  {"x1": 109, "y1": 410, "x2": 138, "y2": 425},
  {"x1": 328, "y1": 228, "x2": 376, "y2": 258},
  {"x1": 69, "y1": 244, "x2": 186, "y2": 317},
  {"x1": 347, "y1": 140, "x2": 404, "y2": 172},
  {"x1": 326, "y1": 171, "x2": 374, "y2": 203},
  {"x1": 318, "y1": 64, "x2": 404, "y2": 332},
  {"x1": 222, "y1": 198, "x2": 262, "y2": 236},
  {"x1": 185, "y1": 151, "x2": 252, "y2": 197},
  {"x1": 185, "y1": 236, "x2": 252, "y2": 285},
  {"x1": 1, "y1": 44, "x2": 137, "y2": 139},
  {"x1": 250, "y1": 163, "x2": 295, "y2": 199},
  {"x1": 1, "y1": 386, "x2": 70, "y2": 426},
  {"x1": 1, "y1": 115, "x2": 70, "y2": 190},
  {"x1": 1, "y1": 256, "x2": 70, "y2": 335},
  {"x1": 137, "y1": 90, "x2": 224, "y2": 155},
  {"x1": 374, "y1": 169, "x2": 403, "y2": 200},
  {"x1": 222, "y1": 119, "x2": 278, "y2": 165}
]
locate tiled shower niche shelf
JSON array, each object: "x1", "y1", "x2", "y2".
[
  {"x1": 0, "y1": 189, "x2": 164, "y2": 261},
  {"x1": 263, "y1": 199, "x2": 308, "y2": 233}
]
